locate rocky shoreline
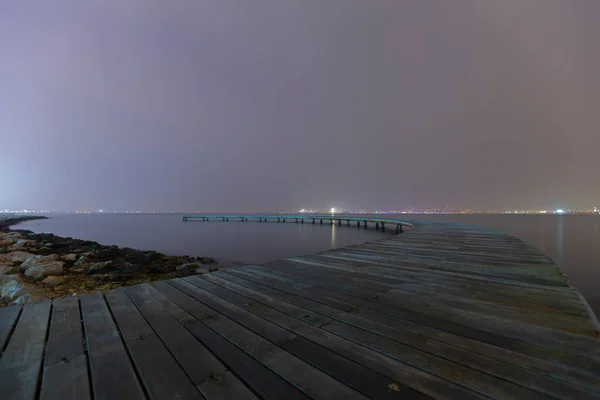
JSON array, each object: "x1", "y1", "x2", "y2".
[{"x1": 0, "y1": 215, "x2": 218, "y2": 307}]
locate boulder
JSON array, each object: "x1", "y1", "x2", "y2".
[
  {"x1": 24, "y1": 266, "x2": 46, "y2": 280},
  {"x1": 176, "y1": 263, "x2": 198, "y2": 274},
  {"x1": 0, "y1": 251, "x2": 36, "y2": 264},
  {"x1": 87, "y1": 261, "x2": 115, "y2": 274},
  {"x1": 0, "y1": 266, "x2": 18, "y2": 275},
  {"x1": 75, "y1": 252, "x2": 95, "y2": 266},
  {"x1": 62, "y1": 253, "x2": 78, "y2": 262},
  {"x1": 42, "y1": 262, "x2": 64, "y2": 276},
  {"x1": 20, "y1": 254, "x2": 62, "y2": 272},
  {"x1": 149, "y1": 264, "x2": 175, "y2": 273},
  {"x1": 42, "y1": 276, "x2": 67, "y2": 286},
  {"x1": 13, "y1": 294, "x2": 32, "y2": 305},
  {"x1": 1, "y1": 279, "x2": 27, "y2": 299}
]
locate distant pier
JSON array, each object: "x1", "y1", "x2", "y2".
[{"x1": 182, "y1": 214, "x2": 413, "y2": 232}]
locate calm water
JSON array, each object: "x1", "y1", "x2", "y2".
[{"x1": 13, "y1": 213, "x2": 600, "y2": 316}]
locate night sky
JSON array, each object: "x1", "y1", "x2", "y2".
[{"x1": 2, "y1": 1, "x2": 599, "y2": 212}]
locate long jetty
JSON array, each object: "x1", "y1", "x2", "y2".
[
  {"x1": 1, "y1": 220, "x2": 599, "y2": 399},
  {"x1": 182, "y1": 214, "x2": 414, "y2": 232}
]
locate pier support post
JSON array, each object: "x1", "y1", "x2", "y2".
[
  {"x1": 312, "y1": 218, "x2": 315, "y2": 224},
  {"x1": 357, "y1": 221, "x2": 360, "y2": 227},
  {"x1": 295, "y1": 218, "x2": 298, "y2": 223},
  {"x1": 278, "y1": 217, "x2": 280, "y2": 222},
  {"x1": 347, "y1": 220, "x2": 350, "y2": 226},
  {"x1": 283, "y1": 218, "x2": 285, "y2": 223},
  {"x1": 259, "y1": 217, "x2": 262, "y2": 222},
  {"x1": 363, "y1": 221, "x2": 367, "y2": 228},
  {"x1": 222, "y1": 217, "x2": 225, "y2": 221},
  {"x1": 397, "y1": 224, "x2": 403, "y2": 233},
  {"x1": 264, "y1": 218, "x2": 267, "y2": 222},
  {"x1": 338, "y1": 220, "x2": 341, "y2": 226},
  {"x1": 381, "y1": 222, "x2": 385, "y2": 230},
  {"x1": 301, "y1": 219, "x2": 304, "y2": 223},
  {"x1": 226, "y1": 218, "x2": 229, "y2": 221},
  {"x1": 320, "y1": 220, "x2": 323, "y2": 225},
  {"x1": 376, "y1": 222, "x2": 379, "y2": 229}
]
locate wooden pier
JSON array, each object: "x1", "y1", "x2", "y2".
[
  {"x1": 1, "y1": 221, "x2": 599, "y2": 399},
  {"x1": 182, "y1": 214, "x2": 414, "y2": 232}
]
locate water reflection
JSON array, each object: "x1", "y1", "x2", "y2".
[
  {"x1": 555, "y1": 216, "x2": 564, "y2": 267},
  {"x1": 331, "y1": 223, "x2": 337, "y2": 249}
]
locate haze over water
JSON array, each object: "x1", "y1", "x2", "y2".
[{"x1": 13, "y1": 213, "x2": 600, "y2": 317}]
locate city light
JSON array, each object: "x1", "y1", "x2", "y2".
[
  {"x1": 555, "y1": 209, "x2": 565, "y2": 214},
  {"x1": 330, "y1": 208, "x2": 337, "y2": 214}
]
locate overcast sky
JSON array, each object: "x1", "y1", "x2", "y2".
[{"x1": 2, "y1": 0, "x2": 599, "y2": 212}]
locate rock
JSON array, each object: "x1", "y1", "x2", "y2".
[
  {"x1": 13, "y1": 293, "x2": 32, "y2": 305},
  {"x1": 176, "y1": 263, "x2": 198, "y2": 274},
  {"x1": 24, "y1": 266, "x2": 45, "y2": 280},
  {"x1": 0, "y1": 266, "x2": 18, "y2": 275},
  {"x1": 62, "y1": 253, "x2": 78, "y2": 262},
  {"x1": 197, "y1": 257, "x2": 216, "y2": 264},
  {"x1": 20, "y1": 255, "x2": 62, "y2": 272},
  {"x1": 209, "y1": 266, "x2": 219, "y2": 272},
  {"x1": 1, "y1": 279, "x2": 27, "y2": 299},
  {"x1": 87, "y1": 261, "x2": 115, "y2": 274},
  {"x1": 0, "y1": 238, "x2": 15, "y2": 246},
  {"x1": 42, "y1": 276, "x2": 67, "y2": 286},
  {"x1": 149, "y1": 264, "x2": 175, "y2": 273},
  {"x1": 124, "y1": 252, "x2": 152, "y2": 265},
  {"x1": 42, "y1": 262, "x2": 64, "y2": 276},
  {"x1": 75, "y1": 252, "x2": 95, "y2": 266},
  {"x1": 0, "y1": 251, "x2": 36, "y2": 264}
]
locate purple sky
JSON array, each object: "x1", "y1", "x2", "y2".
[{"x1": 2, "y1": 1, "x2": 599, "y2": 212}]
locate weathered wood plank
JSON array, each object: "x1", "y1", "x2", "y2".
[
  {"x1": 0, "y1": 300, "x2": 51, "y2": 400},
  {"x1": 79, "y1": 293, "x2": 145, "y2": 400},
  {"x1": 187, "y1": 321, "x2": 311, "y2": 400},
  {"x1": 105, "y1": 288, "x2": 202, "y2": 399},
  {"x1": 44, "y1": 297, "x2": 85, "y2": 365},
  {"x1": 0, "y1": 305, "x2": 21, "y2": 354},
  {"x1": 126, "y1": 284, "x2": 232, "y2": 386},
  {"x1": 203, "y1": 310, "x2": 367, "y2": 399},
  {"x1": 170, "y1": 278, "x2": 296, "y2": 345},
  {"x1": 39, "y1": 297, "x2": 91, "y2": 400},
  {"x1": 199, "y1": 370, "x2": 259, "y2": 400},
  {"x1": 211, "y1": 270, "x2": 599, "y2": 397},
  {"x1": 40, "y1": 355, "x2": 91, "y2": 400}
]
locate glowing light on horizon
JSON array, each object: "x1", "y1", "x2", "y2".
[{"x1": 555, "y1": 209, "x2": 564, "y2": 214}]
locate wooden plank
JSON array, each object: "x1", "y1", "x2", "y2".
[
  {"x1": 44, "y1": 297, "x2": 85, "y2": 365},
  {"x1": 199, "y1": 370, "x2": 259, "y2": 400},
  {"x1": 201, "y1": 274, "x2": 484, "y2": 399},
  {"x1": 170, "y1": 278, "x2": 296, "y2": 346},
  {"x1": 39, "y1": 297, "x2": 91, "y2": 400},
  {"x1": 187, "y1": 321, "x2": 311, "y2": 400},
  {"x1": 211, "y1": 271, "x2": 599, "y2": 397},
  {"x1": 104, "y1": 288, "x2": 154, "y2": 342},
  {"x1": 0, "y1": 300, "x2": 51, "y2": 400},
  {"x1": 282, "y1": 336, "x2": 429, "y2": 399},
  {"x1": 104, "y1": 287, "x2": 201, "y2": 399},
  {"x1": 203, "y1": 310, "x2": 367, "y2": 399},
  {"x1": 202, "y1": 274, "x2": 332, "y2": 327},
  {"x1": 127, "y1": 334, "x2": 203, "y2": 399},
  {"x1": 79, "y1": 292, "x2": 145, "y2": 400},
  {"x1": 321, "y1": 320, "x2": 549, "y2": 399},
  {"x1": 0, "y1": 305, "x2": 21, "y2": 354},
  {"x1": 40, "y1": 355, "x2": 91, "y2": 400},
  {"x1": 153, "y1": 280, "x2": 218, "y2": 320},
  {"x1": 125, "y1": 284, "x2": 234, "y2": 386},
  {"x1": 238, "y1": 265, "x2": 600, "y2": 372}
]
